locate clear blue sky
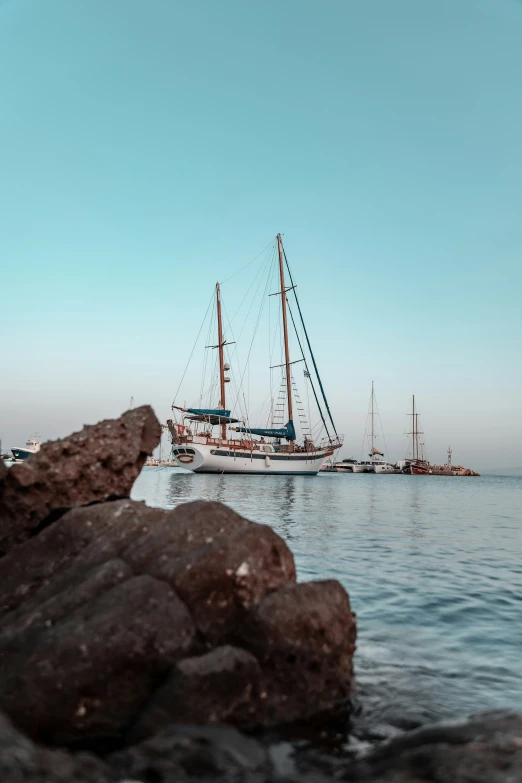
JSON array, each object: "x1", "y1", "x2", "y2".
[{"x1": 1, "y1": 0, "x2": 521, "y2": 470}]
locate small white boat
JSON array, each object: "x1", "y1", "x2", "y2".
[
  {"x1": 320, "y1": 458, "x2": 336, "y2": 472},
  {"x1": 333, "y1": 458, "x2": 360, "y2": 473},
  {"x1": 370, "y1": 460, "x2": 396, "y2": 474},
  {"x1": 11, "y1": 435, "x2": 41, "y2": 462}
]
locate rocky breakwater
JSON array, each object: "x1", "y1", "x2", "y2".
[{"x1": 0, "y1": 406, "x2": 356, "y2": 754}]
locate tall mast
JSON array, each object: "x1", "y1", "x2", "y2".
[
  {"x1": 277, "y1": 234, "x2": 294, "y2": 445},
  {"x1": 371, "y1": 381, "x2": 375, "y2": 457},
  {"x1": 216, "y1": 282, "x2": 227, "y2": 441},
  {"x1": 412, "y1": 394, "x2": 416, "y2": 460}
]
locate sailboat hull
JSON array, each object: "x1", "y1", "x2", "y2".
[{"x1": 172, "y1": 442, "x2": 329, "y2": 475}]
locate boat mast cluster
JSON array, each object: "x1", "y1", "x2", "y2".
[{"x1": 167, "y1": 234, "x2": 343, "y2": 469}]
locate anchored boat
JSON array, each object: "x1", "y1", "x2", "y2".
[
  {"x1": 401, "y1": 396, "x2": 479, "y2": 476},
  {"x1": 360, "y1": 382, "x2": 395, "y2": 473},
  {"x1": 167, "y1": 234, "x2": 343, "y2": 474},
  {"x1": 11, "y1": 435, "x2": 41, "y2": 462}
]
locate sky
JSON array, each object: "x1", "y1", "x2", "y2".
[{"x1": 1, "y1": 0, "x2": 521, "y2": 471}]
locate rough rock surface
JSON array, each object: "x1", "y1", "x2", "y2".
[
  {"x1": 0, "y1": 710, "x2": 110, "y2": 783},
  {"x1": 0, "y1": 575, "x2": 197, "y2": 745},
  {"x1": 0, "y1": 405, "x2": 161, "y2": 554},
  {"x1": 0, "y1": 406, "x2": 357, "y2": 757},
  {"x1": 128, "y1": 645, "x2": 264, "y2": 742},
  {"x1": 0, "y1": 490, "x2": 352, "y2": 744},
  {"x1": 236, "y1": 581, "x2": 357, "y2": 724},
  {"x1": 1, "y1": 708, "x2": 522, "y2": 783},
  {"x1": 351, "y1": 710, "x2": 522, "y2": 782}
]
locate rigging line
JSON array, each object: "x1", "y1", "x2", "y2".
[
  {"x1": 361, "y1": 396, "x2": 372, "y2": 461},
  {"x1": 305, "y1": 369, "x2": 312, "y2": 435},
  {"x1": 225, "y1": 251, "x2": 274, "y2": 416},
  {"x1": 374, "y1": 395, "x2": 390, "y2": 461},
  {"x1": 230, "y1": 246, "x2": 275, "y2": 350},
  {"x1": 282, "y1": 246, "x2": 338, "y2": 438},
  {"x1": 221, "y1": 300, "x2": 259, "y2": 427},
  {"x1": 249, "y1": 390, "x2": 273, "y2": 421},
  {"x1": 268, "y1": 260, "x2": 281, "y2": 365},
  {"x1": 219, "y1": 236, "x2": 276, "y2": 285},
  {"x1": 231, "y1": 252, "x2": 273, "y2": 416},
  {"x1": 225, "y1": 243, "x2": 275, "y2": 328},
  {"x1": 172, "y1": 289, "x2": 215, "y2": 406},
  {"x1": 199, "y1": 298, "x2": 215, "y2": 406},
  {"x1": 220, "y1": 302, "x2": 250, "y2": 424},
  {"x1": 286, "y1": 299, "x2": 331, "y2": 440}
]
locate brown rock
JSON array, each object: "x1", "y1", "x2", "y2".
[
  {"x1": 129, "y1": 645, "x2": 263, "y2": 742},
  {"x1": 168, "y1": 522, "x2": 297, "y2": 644},
  {"x1": 236, "y1": 580, "x2": 357, "y2": 724},
  {"x1": 350, "y1": 711, "x2": 522, "y2": 783},
  {"x1": 0, "y1": 490, "x2": 305, "y2": 744},
  {"x1": 111, "y1": 724, "x2": 271, "y2": 783},
  {"x1": 122, "y1": 499, "x2": 250, "y2": 572},
  {"x1": 0, "y1": 575, "x2": 196, "y2": 744},
  {"x1": 0, "y1": 429, "x2": 354, "y2": 748},
  {"x1": 0, "y1": 405, "x2": 161, "y2": 554},
  {"x1": 0, "y1": 559, "x2": 132, "y2": 664},
  {"x1": 0, "y1": 709, "x2": 110, "y2": 783},
  {"x1": 0, "y1": 499, "x2": 163, "y2": 616}
]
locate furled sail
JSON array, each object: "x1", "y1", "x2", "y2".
[
  {"x1": 187, "y1": 408, "x2": 230, "y2": 418},
  {"x1": 370, "y1": 447, "x2": 384, "y2": 456},
  {"x1": 185, "y1": 408, "x2": 239, "y2": 425},
  {"x1": 234, "y1": 420, "x2": 296, "y2": 441}
]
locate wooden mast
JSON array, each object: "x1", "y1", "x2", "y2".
[
  {"x1": 216, "y1": 282, "x2": 227, "y2": 441},
  {"x1": 371, "y1": 381, "x2": 375, "y2": 457},
  {"x1": 412, "y1": 394, "x2": 416, "y2": 461},
  {"x1": 277, "y1": 234, "x2": 294, "y2": 447}
]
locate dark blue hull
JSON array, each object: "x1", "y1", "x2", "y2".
[{"x1": 11, "y1": 448, "x2": 35, "y2": 461}]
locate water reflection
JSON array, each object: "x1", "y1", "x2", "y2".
[
  {"x1": 277, "y1": 477, "x2": 297, "y2": 538},
  {"x1": 408, "y1": 480, "x2": 422, "y2": 525},
  {"x1": 165, "y1": 470, "x2": 195, "y2": 505}
]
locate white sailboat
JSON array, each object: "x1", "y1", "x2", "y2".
[
  {"x1": 361, "y1": 382, "x2": 395, "y2": 473},
  {"x1": 167, "y1": 235, "x2": 343, "y2": 474}
]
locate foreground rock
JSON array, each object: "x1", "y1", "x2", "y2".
[
  {"x1": 1, "y1": 708, "x2": 522, "y2": 782},
  {"x1": 0, "y1": 406, "x2": 161, "y2": 554},
  {"x1": 0, "y1": 495, "x2": 354, "y2": 745},
  {"x1": 352, "y1": 710, "x2": 522, "y2": 782},
  {"x1": 0, "y1": 405, "x2": 356, "y2": 751},
  {"x1": 0, "y1": 710, "x2": 109, "y2": 783}
]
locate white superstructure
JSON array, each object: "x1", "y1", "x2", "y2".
[{"x1": 11, "y1": 436, "x2": 41, "y2": 462}]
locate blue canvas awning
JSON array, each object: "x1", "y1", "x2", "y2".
[
  {"x1": 187, "y1": 408, "x2": 231, "y2": 418},
  {"x1": 235, "y1": 420, "x2": 296, "y2": 441}
]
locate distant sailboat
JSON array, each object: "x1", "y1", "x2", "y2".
[
  {"x1": 401, "y1": 398, "x2": 479, "y2": 476},
  {"x1": 167, "y1": 235, "x2": 343, "y2": 474},
  {"x1": 360, "y1": 382, "x2": 395, "y2": 473},
  {"x1": 399, "y1": 395, "x2": 429, "y2": 474}
]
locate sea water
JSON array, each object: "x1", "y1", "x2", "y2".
[{"x1": 132, "y1": 469, "x2": 522, "y2": 734}]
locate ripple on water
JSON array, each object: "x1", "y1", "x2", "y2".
[{"x1": 132, "y1": 469, "x2": 522, "y2": 728}]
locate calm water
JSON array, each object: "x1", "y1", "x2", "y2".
[{"x1": 132, "y1": 469, "x2": 522, "y2": 735}]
